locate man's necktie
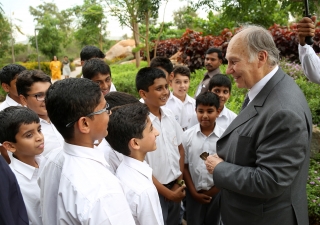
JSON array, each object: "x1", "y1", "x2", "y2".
[{"x1": 241, "y1": 95, "x2": 250, "y2": 111}]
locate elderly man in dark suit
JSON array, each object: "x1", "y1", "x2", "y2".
[{"x1": 205, "y1": 25, "x2": 312, "y2": 225}]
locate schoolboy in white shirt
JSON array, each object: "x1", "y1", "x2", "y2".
[
  {"x1": 208, "y1": 74, "x2": 237, "y2": 130},
  {"x1": 16, "y1": 70, "x2": 63, "y2": 156},
  {"x1": 0, "y1": 64, "x2": 26, "y2": 163},
  {"x1": 182, "y1": 92, "x2": 224, "y2": 225},
  {"x1": 42, "y1": 78, "x2": 135, "y2": 224},
  {"x1": 166, "y1": 66, "x2": 197, "y2": 130},
  {"x1": 136, "y1": 67, "x2": 185, "y2": 225},
  {"x1": 0, "y1": 106, "x2": 45, "y2": 225},
  {"x1": 107, "y1": 103, "x2": 164, "y2": 225}
]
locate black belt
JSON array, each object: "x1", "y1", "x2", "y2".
[{"x1": 163, "y1": 179, "x2": 177, "y2": 189}]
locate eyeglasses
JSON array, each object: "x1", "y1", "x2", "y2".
[
  {"x1": 65, "y1": 103, "x2": 111, "y2": 128},
  {"x1": 26, "y1": 93, "x2": 46, "y2": 102}
]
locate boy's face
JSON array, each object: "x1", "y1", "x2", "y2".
[
  {"x1": 20, "y1": 82, "x2": 51, "y2": 118},
  {"x1": 210, "y1": 86, "x2": 230, "y2": 109},
  {"x1": 89, "y1": 94, "x2": 110, "y2": 140},
  {"x1": 170, "y1": 74, "x2": 190, "y2": 100},
  {"x1": 8, "y1": 122, "x2": 44, "y2": 158},
  {"x1": 196, "y1": 104, "x2": 220, "y2": 129},
  {"x1": 136, "y1": 117, "x2": 159, "y2": 152},
  {"x1": 91, "y1": 73, "x2": 112, "y2": 96},
  {"x1": 1, "y1": 77, "x2": 19, "y2": 99},
  {"x1": 141, "y1": 77, "x2": 168, "y2": 107}
]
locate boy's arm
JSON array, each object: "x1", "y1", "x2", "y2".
[
  {"x1": 202, "y1": 186, "x2": 220, "y2": 198},
  {"x1": 183, "y1": 164, "x2": 212, "y2": 204},
  {"x1": 177, "y1": 143, "x2": 184, "y2": 181},
  {"x1": 152, "y1": 175, "x2": 185, "y2": 202}
]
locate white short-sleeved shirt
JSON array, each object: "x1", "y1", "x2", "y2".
[
  {"x1": 189, "y1": 105, "x2": 237, "y2": 131},
  {"x1": 145, "y1": 107, "x2": 183, "y2": 184},
  {"x1": 182, "y1": 123, "x2": 225, "y2": 191},
  {"x1": 110, "y1": 82, "x2": 117, "y2": 92},
  {"x1": 95, "y1": 138, "x2": 124, "y2": 174},
  {"x1": 10, "y1": 155, "x2": 46, "y2": 225},
  {"x1": 39, "y1": 142, "x2": 135, "y2": 225},
  {"x1": 116, "y1": 156, "x2": 164, "y2": 225},
  {"x1": 216, "y1": 106, "x2": 237, "y2": 130},
  {"x1": 299, "y1": 44, "x2": 320, "y2": 84},
  {"x1": 39, "y1": 118, "x2": 64, "y2": 156},
  {"x1": 166, "y1": 93, "x2": 197, "y2": 131},
  {"x1": 0, "y1": 94, "x2": 21, "y2": 111}
]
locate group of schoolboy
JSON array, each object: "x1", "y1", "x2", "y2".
[{"x1": 0, "y1": 46, "x2": 238, "y2": 225}]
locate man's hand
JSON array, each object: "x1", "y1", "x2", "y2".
[
  {"x1": 297, "y1": 16, "x2": 316, "y2": 46},
  {"x1": 205, "y1": 154, "x2": 224, "y2": 174},
  {"x1": 167, "y1": 184, "x2": 186, "y2": 202}
]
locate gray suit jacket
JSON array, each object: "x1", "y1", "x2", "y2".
[{"x1": 213, "y1": 68, "x2": 312, "y2": 225}]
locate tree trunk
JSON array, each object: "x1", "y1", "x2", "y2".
[
  {"x1": 132, "y1": 20, "x2": 140, "y2": 68},
  {"x1": 145, "y1": 11, "x2": 150, "y2": 66},
  {"x1": 11, "y1": 30, "x2": 15, "y2": 63}
]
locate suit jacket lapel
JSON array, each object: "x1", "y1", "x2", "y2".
[{"x1": 220, "y1": 68, "x2": 286, "y2": 139}]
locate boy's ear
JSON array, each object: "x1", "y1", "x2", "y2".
[
  {"x1": 1, "y1": 83, "x2": 10, "y2": 92},
  {"x1": 19, "y1": 94, "x2": 28, "y2": 107},
  {"x1": 2, "y1": 141, "x2": 17, "y2": 153},
  {"x1": 138, "y1": 89, "x2": 147, "y2": 100},
  {"x1": 128, "y1": 138, "x2": 140, "y2": 151},
  {"x1": 76, "y1": 117, "x2": 90, "y2": 134}
]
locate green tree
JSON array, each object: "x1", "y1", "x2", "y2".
[
  {"x1": 0, "y1": 17, "x2": 11, "y2": 59},
  {"x1": 73, "y1": 0, "x2": 108, "y2": 50},
  {"x1": 172, "y1": 6, "x2": 198, "y2": 29}
]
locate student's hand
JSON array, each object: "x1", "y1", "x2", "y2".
[
  {"x1": 297, "y1": 16, "x2": 316, "y2": 46},
  {"x1": 205, "y1": 154, "x2": 224, "y2": 174},
  {"x1": 168, "y1": 184, "x2": 186, "y2": 202},
  {"x1": 192, "y1": 192, "x2": 212, "y2": 204},
  {"x1": 201, "y1": 186, "x2": 220, "y2": 198}
]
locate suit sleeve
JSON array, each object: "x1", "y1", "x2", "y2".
[{"x1": 213, "y1": 109, "x2": 309, "y2": 198}]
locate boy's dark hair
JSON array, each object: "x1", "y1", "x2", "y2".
[
  {"x1": 0, "y1": 106, "x2": 39, "y2": 143},
  {"x1": 196, "y1": 92, "x2": 220, "y2": 109},
  {"x1": 208, "y1": 74, "x2": 232, "y2": 92},
  {"x1": 45, "y1": 78, "x2": 101, "y2": 140},
  {"x1": 206, "y1": 48, "x2": 223, "y2": 60},
  {"x1": 80, "y1": 45, "x2": 105, "y2": 61},
  {"x1": 136, "y1": 67, "x2": 166, "y2": 92},
  {"x1": 104, "y1": 92, "x2": 139, "y2": 109},
  {"x1": 0, "y1": 64, "x2": 26, "y2": 85},
  {"x1": 106, "y1": 103, "x2": 149, "y2": 156},
  {"x1": 82, "y1": 58, "x2": 112, "y2": 79},
  {"x1": 172, "y1": 66, "x2": 191, "y2": 79},
  {"x1": 16, "y1": 70, "x2": 51, "y2": 96},
  {"x1": 150, "y1": 57, "x2": 173, "y2": 74}
]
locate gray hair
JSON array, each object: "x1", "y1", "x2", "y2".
[{"x1": 240, "y1": 25, "x2": 280, "y2": 66}]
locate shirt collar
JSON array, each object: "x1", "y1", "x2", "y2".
[
  {"x1": 183, "y1": 94, "x2": 194, "y2": 104},
  {"x1": 10, "y1": 155, "x2": 44, "y2": 180},
  {"x1": 148, "y1": 107, "x2": 169, "y2": 122},
  {"x1": 205, "y1": 67, "x2": 221, "y2": 78},
  {"x1": 218, "y1": 106, "x2": 227, "y2": 118},
  {"x1": 63, "y1": 142, "x2": 109, "y2": 167},
  {"x1": 122, "y1": 156, "x2": 153, "y2": 180},
  {"x1": 248, "y1": 66, "x2": 278, "y2": 103},
  {"x1": 5, "y1": 95, "x2": 21, "y2": 107},
  {"x1": 195, "y1": 123, "x2": 224, "y2": 138}
]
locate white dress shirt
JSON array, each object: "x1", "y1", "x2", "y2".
[
  {"x1": 10, "y1": 155, "x2": 46, "y2": 225},
  {"x1": 95, "y1": 138, "x2": 124, "y2": 174},
  {"x1": 182, "y1": 123, "x2": 225, "y2": 191},
  {"x1": 299, "y1": 44, "x2": 320, "y2": 84},
  {"x1": 38, "y1": 142, "x2": 135, "y2": 225},
  {"x1": 0, "y1": 94, "x2": 21, "y2": 111},
  {"x1": 248, "y1": 66, "x2": 278, "y2": 104},
  {"x1": 116, "y1": 156, "x2": 164, "y2": 225},
  {"x1": 145, "y1": 107, "x2": 183, "y2": 184},
  {"x1": 166, "y1": 93, "x2": 197, "y2": 131},
  {"x1": 216, "y1": 106, "x2": 237, "y2": 130},
  {"x1": 110, "y1": 82, "x2": 117, "y2": 92},
  {"x1": 39, "y1": 118, "x2": 64, "y2": 156}
]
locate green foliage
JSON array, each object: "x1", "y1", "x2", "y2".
[
  {"x1": 111, "y1": 61, "x2": 148, "y2": 98},
  {"x1": 172, "y1": 6, "x2": 198, "y2": 30},
  {"x1": 73, "y1": 0, "x2": 108, "y2": 48},
  {"x1": 19, "y1": 62, "x2": 52, "y2": 76},
  {"x1": 306, "y1": 154, "x2": 320, "y2": 224},
  {"x1": 0, "y1": 17, "x2": 11, "y2": 59}
]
